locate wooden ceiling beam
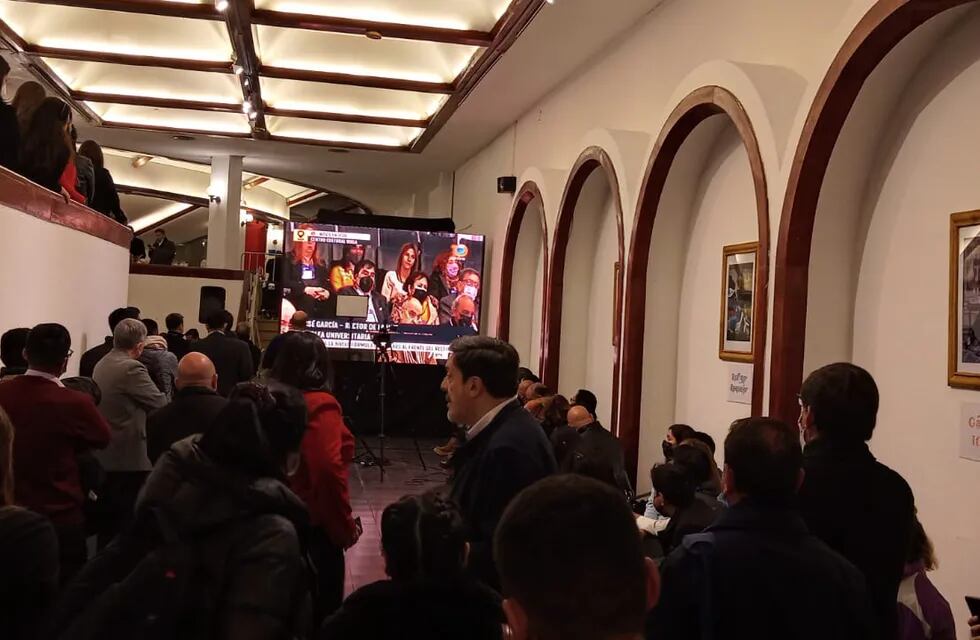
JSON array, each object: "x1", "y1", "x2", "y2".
[
  {"x1": 134, "y1": 204, "x2": 202, "y2": 235},
  {"x1": 73, "y1": 91, "x2": 240, "y2": 114},
  {"x1": 15, "y1": 0, "x2": 220, "y2": 21},
  {"x1": 223, "y1": 0, "x2": 269, "y2": 140},
  {"x1": 251, "y1": 9, "x2": 492, "y2": 47},
  {"x1": 116, "y1": 184, "x2": 210, "y2": 208},
  {"x1": 264, "y1": 106, "x2": 428, "y2": 129},
  {"x1": 261, "y1": 64, "x2": 453, "y2": 94}
]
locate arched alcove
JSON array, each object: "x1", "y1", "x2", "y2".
[
  {"x1": 769, "y1": 0, "x2": 980, "y2": 623},
  {"x1": 497, "y1": 182, "x2": 549, "y2": 374},
  {"x1": 620, "y1": 86, "x2": 770, "y2": 486},
  {"x1": 770, "y1": 0, "x2": 977, "y2": 421},
  {"x1": 544, "y1": 148, "x2": 625, "y2": 431}
]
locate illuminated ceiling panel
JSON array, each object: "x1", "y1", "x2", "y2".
[
  {"x1": 86, "y1": 102, "x2": 251, "y2": 135},
  {"x1": 42, "y1": 58, "x2": 241, "y2": 105},
  {"x1": 253, "y1": 0, "x2": 511, "y2": 31},
  {"x1": 0, "y1": 0, "x2": 542, "y2": 151},
  {"x1": 266, "y1": 115, "x2": 424, "y2": 147},
  {"x1": 0, "y1": 2, "x2": 232, "y2": 61},
  {"x1": 261, "y1": 77, "x2": 446, "y2": 121},
  {"x1": 256, "y1": 26, "x2": 481, "y2": 84}
]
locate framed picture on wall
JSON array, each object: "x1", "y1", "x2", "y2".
[
  {"x1": 719, "y1": 242, "x2": 758, "y2": 362},
  {"x1": 948, "y1": 210, "x2": 980, "y2": 389}
]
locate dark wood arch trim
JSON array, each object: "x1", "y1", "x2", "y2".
[
  {"x1": 769, "y1": 0, "x2": 974, "y2": 423},
  {"x1": 619, "y1": 86, "x2": 771, "y2": 483},
  {"x1": 497, "y1": 181, "x2": 549, "y2": 375},
  {"x1": 543, "y1": 147, "x2": 626, "y2": 434}
]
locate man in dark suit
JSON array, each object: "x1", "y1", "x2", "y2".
[
  {"x1": 648, "y1": 462, "x2": 717, "y2": 555},
  {"x1": 189, "y1": 309, "x2": 255, "y2": 396},
  {"x1": 0, "y1": 323, "x2": 112, "y2": 583},
  {"x1": 559, "y1": 405, "x2": 633, "y2": 499},
  {"x1": 337, "y1": 259, "x2": 389, "y2": 324},
  {"x1": 438, "y1": 268, "x2": 481, "y2": 325},
  {"x1": 648, "y1": 417, "x2": 875, "y2": 639},
  {"x1": 798, "y1": 363, "x2": 914, "y2": 640},
  {"x1": 147, "y1": 352, "x2": 227, "y2": 463},
  {"x1": 445, "y1": 336, "x2": 556, "y2": 589},
  {"x1": 163, "y1": 312, "x2": 189, "y2": 360},
  {"x1": 79, "y1": 306, "x2": 140, "y2": 378},
  {"x1": 148, "y1": 228, "x2": 177, "y2": 265}
]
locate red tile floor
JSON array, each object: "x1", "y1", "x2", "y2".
[{"x1": 344, "y1": 437, "x2": 448, "y2": 594}]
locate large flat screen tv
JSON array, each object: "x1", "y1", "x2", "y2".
[{"x1": 279, "y1": 221, "x2": 485, "y2": 364}]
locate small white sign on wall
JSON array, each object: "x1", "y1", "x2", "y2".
[
  {"x1": 959, "y1": 403, "x2": 980, "y2": 462},
  {"x1": 727, "y1": 363, "x2": 753, "y2": 405}
]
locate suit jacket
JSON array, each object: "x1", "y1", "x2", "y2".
[
  {"x1": 92, "y1": 350, "x2": 168, "y2": 472},
  {"x1": 657, "y1": 494, "x2": 721, "y2": 555},
  {"x1": 79, "y1": 337, "x2": 113, "y2": 378},
  {"x1": 190, "y1": 331, "x2": 255, "y2": 397},
  {"x1": 337, "y1": 287, "x2": 390, "y2": 325},
  {"x1": 149, "y1": 238, "x2": 177, "y2": 265},
  {"x1": 799, "y1": 437, "x2": 914, "y2": 640},
  {"x1": 146, "y1": 386, "x2": 228, "y2": 464},
  {"x1": 648, "y1": 501, "x2": 875, "y2": 640},
  {"x1": 0, "y1": 376, "x2": 111, "y2": 526},
  {"x1": 437, "y1": 294, "x2": 481, "y2": 327},
  {"x1": 163, "y1": 330, "x2": 189, "y2": 360},
  {"x1": 450, "y1": 399, "x2": 557, "y2": 588},
  {"x1": 564, "y1": 422, "x2": 633, "y2": 498},
  {"x1": 283, "y1": 259, "x2": 331, "y2": 314}
]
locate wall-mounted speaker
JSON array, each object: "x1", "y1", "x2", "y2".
[{"x1": 497, "y1": 176, "x2": 517, "y2": 194}]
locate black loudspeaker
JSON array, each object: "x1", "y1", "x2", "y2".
[
  {"x1": 198, "y1": 286, "x2": 227, "y2": 324},
  {"x1": 497, "y1": 176, "x2": 517, "y2": 194}
]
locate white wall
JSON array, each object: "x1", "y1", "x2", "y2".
[
  {"x1": 824, "y1": 11, "x2": 980, "y2": 633},
  {"x1": 0, "y1": 206, "x2": 129, "y2": 376},
  {"x1": 128, "y1": 273, "x2": 244, "y2": 336},
  {"x1": 509, "y1": 199, "x2": 546, "y2": 370},
  {"x1": 557, "y1": 170, "x2": 618, "y2": 427},
  {"x1": 674, "y1": 126, "x2": 757, "y2": 451}
]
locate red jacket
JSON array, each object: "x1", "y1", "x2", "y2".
[
  {"x1": 290, "y1": 390, "x2": 356, "y2": 547},
  {"x1": 0, "y1": 376, "x2": 111, "y2": 526},
  {"x1": 59, "y1": 161, "x2": 86, "y2": 204}
]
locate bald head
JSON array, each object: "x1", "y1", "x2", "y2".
[
  {"x1": 289, "y1": 310, "x2": 309, "y2": 330},
  {"x1": 567, "y1": 405, "x2": 593, "y2": 429},
  {"x1": 177, "y1": 352, "x2": 217, "y2": 391}
]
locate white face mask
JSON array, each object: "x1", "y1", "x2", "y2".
[{"x1": 463, "y1": 285, "x2": 478, "y2": 299}]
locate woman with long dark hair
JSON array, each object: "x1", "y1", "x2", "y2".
[
  {"x1": 319, "y1": 491, "x2": 504, "y2": 639},
  {"x1": 380, "y1": 242, "x2": 418, "y2": 302},
  {"x1": 270, "y1": 331, "x2": 357, "y2": 625},
  {"x1": 19, "y1": 97, "x2": 73, "y2": 197},
  {"x1": 12, "y1": 81, "x2": 44, "y2": 132},
  {"x1": 78, "y1": 139, "x2": 127, "y2": 223}
]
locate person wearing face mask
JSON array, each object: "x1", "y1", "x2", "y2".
[
  {"x1": 391, "y1": 272, "x2": 439, "y2": 325},
  {"x1": 338, "y1": 259, "x2": 390, "y2": 325},
  {"x1": 447, "y1": 295, "x2": 478, "y2": 333},
  {"x1": 643, "y1": 424, "x2": 697, "y2": 521},
  {"x1": 47, "y1": 381, "x2": 314, "y2": 640},
  {"x1": 428, "y1": 251, "x2": 459, "y2": 302},
  {"x1": 270, "y1": 332, "x2": 359, "y2": 625},
  {"x1": 439, "y1": 268, "x2": 481, "y2": 326}
]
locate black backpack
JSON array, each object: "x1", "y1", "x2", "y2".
[{"x1": 58, "y1": 506, "x2": 223, "y2": 640}]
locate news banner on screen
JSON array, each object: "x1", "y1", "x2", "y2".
[{"x1": 280, "y1": 221, "x2": 485, "y2": 364}]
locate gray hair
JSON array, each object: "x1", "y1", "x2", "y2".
[{"x1": 113, "y1": 317, "x2": 147, "y2": 350}]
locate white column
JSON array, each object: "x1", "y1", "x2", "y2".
[{"x1": 206, "y1": 155, "x2": 244, "y2": 269}]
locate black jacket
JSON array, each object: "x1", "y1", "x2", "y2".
[
  {"x1": 549, "y1": 424, "x2": 580, "y2": 469},
  {"x1": 799, "y1": 438, "x2": 914, "y2": 640},
  {"x1": 563, "y1": 422, "x2": 633, "y2": 498},
  {"x1": 282, "y1": 259, "x2": 331, "y2": 315},
  {"x1": 657, "y1": 494, "x2": 720, "y2": 555},
  {"x1": 146, "y1": 386, "x2": 228, "y2": 463},
  {"x1": 49, "y1": 438, "x2": 312, "y2": 640},
  {"x1": 164, "y1": 330, "x2": 189, "y2": 360},
  {"x1": 190, "y1": 332, "x2": 255, "y2": 397},
  {"x1": 130, "y1": 237, "x2": 145, "y2": 261},
  {"x1": 148, "y1": 238, "x2": 177, "y2": 265},
  {"x1": 449, "y1": 399, "x2": 557, "y2": 589},
  {"x1": 79, "y1": 337, "x2": 113, "y2": 378},
  {"x1": 647, "y1": 500, "x2": 875, "y2": 640},
  {"x1": 0, "y1": 506, "x2": 58, "y2": 640},
  {"x1": 89, "y1": 167, "x2": 127, "y2": 223},
  {"x1": 319, "y1": 579, "x2": 504, "y2": 640},
  {"x1": 0, "y1": 101, "x2": 20, "y2": 172}
]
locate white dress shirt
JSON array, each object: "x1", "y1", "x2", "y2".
[
  {"x1": 465, "y1": 396, "x2": 517, "y2": 442},
  {"x1": 24, "y1": 368, "x2": 64, "y2": 387}
]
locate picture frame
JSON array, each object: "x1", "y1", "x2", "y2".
[
  {"x1": 719, "y1": 242, "x2": 758, "y2": 363},
  {"x1": 948, "y1": 210, "x2": 980, "y2": 389}
]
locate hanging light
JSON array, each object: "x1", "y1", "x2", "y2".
[{"x1": 216, "y1": 0, "x2": 229, "y2": 12}]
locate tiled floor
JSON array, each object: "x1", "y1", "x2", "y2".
[{"x1": 344, "y1": 437, "x2": 448, "y2": 595}]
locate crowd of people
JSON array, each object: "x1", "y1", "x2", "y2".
[
  {"x1": 0, "y1": 64, "x2": 126, "y2": 223},
  {"x1": 0, "y1": 308, "x2": 977, "y2": 639}
]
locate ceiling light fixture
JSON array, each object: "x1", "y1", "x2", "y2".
[
  {"x1": 131, "y1": 155, "x2": 153, "y2": 168},
  {"x1": 242, "y1": 99, "x2": 253, "y2": 114},
  {"x1": 233, "y1": 64, "x2": 244, "y2": 75},
  {"x1": 172, "y1": 135, "x2": 195, "y2": 141},
  {"x1": 365, "y1": 31, "x2": 383, "y2": 40},
  {"x1": 216, "y1": 0, "x2": 229, "y2": 11}
]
